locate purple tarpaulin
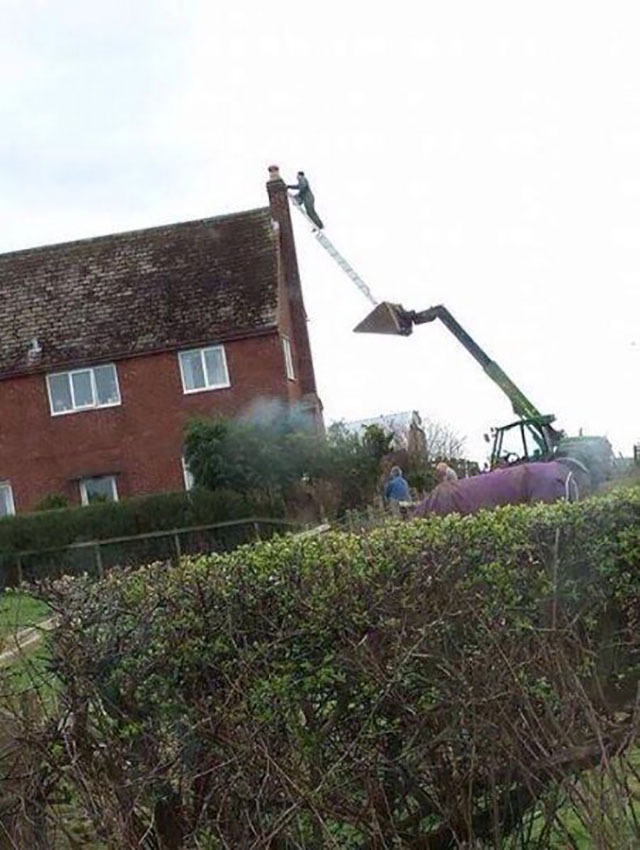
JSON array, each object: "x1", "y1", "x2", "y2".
[{"x1": 413, "y1": 461, "x2": 574, "y2": 518}]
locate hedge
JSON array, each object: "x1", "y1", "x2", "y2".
[
  {"x1": 0, "y1": 487, "x2": 283, "y2": 555},
  {"x1": 22, "y1": 490, "x2": 640, "y2": 847}
]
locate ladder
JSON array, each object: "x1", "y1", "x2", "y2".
[{"x1": 289, "y1": 194, "x2": 378, "y2": 306}]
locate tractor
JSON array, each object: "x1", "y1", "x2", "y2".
[{"x1": 355, "y1": 301, "x2": 613, "y2": 487}]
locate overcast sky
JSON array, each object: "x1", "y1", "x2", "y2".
[{"x1": 1, "y1": 1, "x2": 638, "y2": 461}]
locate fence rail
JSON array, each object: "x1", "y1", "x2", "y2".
[{"x1": 0, "y1": 517, "x2": 298, "y2": 588}]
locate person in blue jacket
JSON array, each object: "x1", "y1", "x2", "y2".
[{"x1": 384, "y1": 466, "x2": 410, "y2": 504}]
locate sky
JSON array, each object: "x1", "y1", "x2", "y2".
[{"x1": 0, "y1": 1, "x2": 638, "y2": 462}]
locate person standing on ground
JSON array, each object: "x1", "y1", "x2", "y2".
[
  {"x1": 435, "y1": 462, "x2": 458, "y2": 483},
  {"x1": 287, "y1": 171, "x2": 324, "y2": 229},
  {"x1": 384, "y1": 466, "x2": 411, "y2": 506}
]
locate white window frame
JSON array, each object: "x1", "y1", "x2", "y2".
[
  {"x1": 178, "y1": 345, "x2": 231, "y2": 394},
  {"x1": 0, "y1": 482, "x2": 15, "y2": 517},
  {"x1": 79, "y1": 475, "x2": 119, "y2": 506},
  {"x1": 282, "y1": 337, "x2": 296, "y2": 381},
  {"x1": 46, "y1": 364, "x2": 121, "y2": 417},
  {"x1": 181, "y1": 456, "x2": 195, "y2": 491}
]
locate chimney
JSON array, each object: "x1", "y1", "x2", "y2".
[{"x1": 266, "y1": 165, "x2": 319, "y2": 405}]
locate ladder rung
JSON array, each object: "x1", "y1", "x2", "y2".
[{"x1": 290, "y1": 196, "x2": 378, "y2": 306}]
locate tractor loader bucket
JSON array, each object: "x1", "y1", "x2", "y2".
[{"x1": 353, "y1": 302, "x2": 412, "y2": 336}]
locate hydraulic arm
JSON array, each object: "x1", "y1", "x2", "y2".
[
  {"x1": 354, "y1": 300, "x2": 560, "y2": 458},
  {"x1": 407, "y1": 305, "x2": 543, "y2": 421}
]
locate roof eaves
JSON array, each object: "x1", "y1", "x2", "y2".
[{"x1": 0, "y1": 322, "x2": 280, "y2": 382}]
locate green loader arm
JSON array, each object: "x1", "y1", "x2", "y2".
[{"x1": 409, "y1": 305, "x2": 543, "y2": 421}]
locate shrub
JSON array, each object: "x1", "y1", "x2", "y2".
[
  {"x1": 0, "y1": 488, "x2": 281, "y2": 556},
  {"x1": 185, "y1": 415, "x2": 393, "y2": 516},
  {"x1": 26, "y1": 491, "x2": 640, "y2": 847},
  {"x1": 184, "y1": 414, "x2": 321, "y2": 502},
  {"x1": 33, "y1": 493, "x2": 69, "y2": 511}
]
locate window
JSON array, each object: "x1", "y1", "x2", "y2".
[
  {"x1": 47, "y1": 364, "x2": 120, "y2": 415},
  {"x1": 79, "y1": 475, "x2": 118, "y2": 506},
  {"x1": 0, "y1": 482, "x2": 15, "y2": 517},
  {"x1": 181, "y1": 456, "x2": 195, "y2": 491},
  {"x1": 178, "y1": 346, "x2": 230, "y2": 393},
  {"x1": 282, "y1": 337, "x2": 295, "y2": 380}
]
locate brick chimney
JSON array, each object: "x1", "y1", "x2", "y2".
[{"x1": 266, "y1": 165, "x2": 323, "y2": 426}]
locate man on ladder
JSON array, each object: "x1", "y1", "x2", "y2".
[
  {"x1": 287, "y1": 171, "x2": 324, "y2": 230},
  {"x1": 285, "y1": 165, "x2": 378, "y2": 306}
]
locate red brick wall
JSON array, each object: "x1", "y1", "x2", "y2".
[
  {"x1": 267, "y1": 174, "x2": 318, "y2": 399},
  {"x1": 0, "y1": 332, "x2": 300, "y2": 513}
]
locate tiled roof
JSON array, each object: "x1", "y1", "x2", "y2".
[{"x1": 0, "y1": 207, "x2": 279, "y2": 378}]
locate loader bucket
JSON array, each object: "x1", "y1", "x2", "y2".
[{"x1": 353, "y1": 302, "x2": 412, "y2": 336}]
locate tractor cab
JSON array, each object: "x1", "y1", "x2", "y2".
[
  {"x1": 488, "y1": 417, "x2": 613, "y2": 486},
  {"x1": 488, "y1": 414, "x2": 559, "y2": 468}
]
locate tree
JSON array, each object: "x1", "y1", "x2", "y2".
[
  {"x1": 421, "y1": 417, "x2": 466, "y2": 462},
  {"x1": 320, "y1": 423, "x2": 393, "y2": 512},
  {"x1": 184, "y1": 415, "x2": 317, "y2": 504},
  {"x1": 385, "y1": 412, "x2": 466, "y2": 463},
  {"x1": 376, "y1": 413, "x2": 471, "y2": 493},
  {"x1": 183, "y1": 415, "x2": 393, "y2": 516}
]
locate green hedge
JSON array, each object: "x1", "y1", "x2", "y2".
[
  {"x1": 0, "y1": 488, "x2": 282, "y2": 555},
  {"x1": 35, "y1": 490, "x2": 640, "y2": 848}
]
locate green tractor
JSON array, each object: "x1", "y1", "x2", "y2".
[
  {"x1": 355, "y1": 302, "x2": 613, "y2": 487},
  {"x1": 489, "y1": 418, "x2": 613, "y2": 487}
]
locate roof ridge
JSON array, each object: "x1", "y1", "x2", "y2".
[{"x1": 0, "y1": 205, "x2": 272, "y2": 261}]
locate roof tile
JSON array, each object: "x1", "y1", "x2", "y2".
[{"x1": 0, "y1": 207, "x2": 279, "y2": 378}]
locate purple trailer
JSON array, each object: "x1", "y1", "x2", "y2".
[{"x1": 413, "y1": 460, "x2": 586, "y2": 518}]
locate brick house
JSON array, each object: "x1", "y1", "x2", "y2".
[{"x1": 0, "y1": 167, "x2": 322, "y2": 515}]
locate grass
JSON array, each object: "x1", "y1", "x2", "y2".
[
  {"x1": 0, "y1": 590, "x2": 57, "y2": 711},
  {"x1": 1, "y1": 641, "x2": 56, "y2": 705},
  {"x1": 0, "y1": 589, "x2": 50, "y2": 640},
  {"x1": 524, "y1": 749, "x2": 640, "y2": 848}
]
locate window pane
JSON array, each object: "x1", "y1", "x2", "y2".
[
  {"x1": 48, "y1": 374, "x2": 73, "y2": 413},
  {"x1": 82, "y1": 476, "x2": 117, "y2": 504},
  {"x1": 71, "y1": 371, "x2": 94, "y2": 408},
  {"x1": 180, "y1": 351, "x2": 206, "y2": 391},
  {"x1": 204, "y1": 347, "x2": 227, "y2": 386},
  {"x1": 94, "y1": 365, "x2": 119, "y2": 406},
  {"x1": 282, "y1": 338, "x2": 295, "y2": 380},
  {"x1": 0, "y1": 484, "x2": 14, "y2": 517},
  {"x1": 182, "y1": 457, "x2": 195, "y2": 491},
  {"x1": 496, "y1": 426, "x2": 527, "y2": 464}
]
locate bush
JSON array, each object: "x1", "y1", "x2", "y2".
[
  {"x1": 33, "y1": 493, "x2": 69, "y2": 511},
  {"x1": 0, "y1": 488, "x2": 281, "y2": 556},
  {"x1": 26, "y1": 491, "x2": 640, "y2": 847},
  {"x1": 184, "y1": 414, "x2": 320, "y2": 502},
  {"x1": 184, "y1": 415, "x2": 393, "y2": 517}
]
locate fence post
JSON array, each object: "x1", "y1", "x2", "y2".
[
  {"x1": 174, "y1": 533, "x2": 182, "y2": 562},
  {"x1": 95, "y1": 544, "x2": 104, "y2": 578},
  {"x1": 253, "y1": 521, "x2": 261, "y2": 541}
]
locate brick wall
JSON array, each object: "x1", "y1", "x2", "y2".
[
  {"x1": 0, "y1": 331, "x2": 300, "y2": 512},
  {"x1": 267, "y1": 170, "x2": 318, "y2": 399}
]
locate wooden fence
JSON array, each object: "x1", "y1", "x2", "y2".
[{"x1": 0, "y1": 517, "x2": 298, "y2": 588}]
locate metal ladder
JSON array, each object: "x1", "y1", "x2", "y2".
[{"x1": 289, "y1": 194, "x2": 378, "y2": 306}]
